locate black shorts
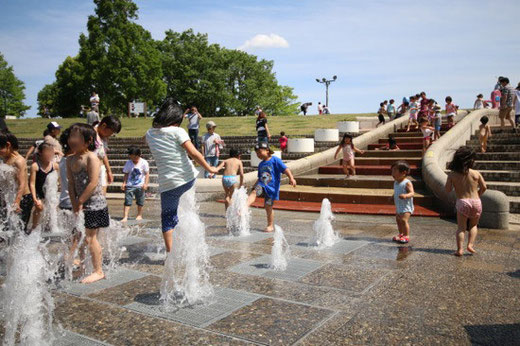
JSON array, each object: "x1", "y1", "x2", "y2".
[
  {"x1": 84, "y1": 207, "x2": 110, "y2": 229},
  {"x1": 378, "y1": 114, "x2": 385, "y2": 122},
  {"x1": 20, "y1": 194, "x2": 34, "y2": 234}
]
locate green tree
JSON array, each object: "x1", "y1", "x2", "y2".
[
  {"x1": 77, "y1": 0, "x2": 166, "y2": 115},
  {"x1": 0, "y1": 53, "x2": 30, "y2": 118},
  {"x1": 37, "y1": 82, "x2": 59, "y2": 117}
]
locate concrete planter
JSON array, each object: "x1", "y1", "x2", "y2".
[
  {"x1": 251, "y1": 150, "x2": 282, "y2": 167},
  {"x1": 287, "y1": 138, "x2": 315, "y2": 153},
  {"x1": 314, "y1": 129, "x2": 339, "y2": 142},
  {"x1": 337, "y1": 121, "x2": 360, "y2": 133}
]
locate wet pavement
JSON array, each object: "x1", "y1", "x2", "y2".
[{"x1": 1, "y1": 199, "x2": 519, "y2": 345}]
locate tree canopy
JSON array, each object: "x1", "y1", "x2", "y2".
[
  {"x1": 0, "y1": 53, "x2": 30, "y2": 118},
  {"x1": 38, "y1": 0, "x2": 298, "y2": 117}
]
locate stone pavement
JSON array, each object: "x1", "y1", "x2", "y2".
[{"x1": 1, "y1": 200, "x2": 519, "y2": 345}]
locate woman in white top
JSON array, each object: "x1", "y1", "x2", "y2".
[{"x1": 146, "y1": 98, "x2": 218, "y2": 252}]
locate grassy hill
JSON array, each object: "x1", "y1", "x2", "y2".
[{"x1": 6, "y1": 113, "x2": 376, "y2": 138}]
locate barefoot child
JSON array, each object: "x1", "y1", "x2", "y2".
[
  {"x1": 146, "y1": 98, "x2": 218, "y2": 252},
  {"x1": 0, "y1": 131, "x2": 33, "y2": 233},
  {"x1": 67, "y1": 123, "x2": 110, "y2": 284},
  {"x1": 445, "y1": 146, "x2": 487, "y2": 256},
  {"x1": 433, "y1": 105, "x2": 442, "y2": 141},
  {"x1": 390, "y1": 161, "x2": 414, "y2": 244},
  {"x1": 406, "y1": 96, "x2": 419, "y2": 132},
  {"x1": 378, "y1": 134, "x2": 400, "y2": 150},
  {"x1": 334, "y1": 133, "x2": 364, "y2": 178},
  {"x1": 376, "y1": 102, "x2": 386, "y2": 127},
  {"x1": 445, "y1": 96, "x2": 458, "y2": 129},
  {"x1": 419, "y1": 118, "x2": 435, "y2": 153},
  {"x1": 121, "y1": 146, "x2": 150, "y2": 222},
  {"x1": 29, "y1": 142, "x2": 59, "y2": 231},
  {"x1": 478, "y1": 116, "x2": 492, "y2": 153},
  {"x1": 216, "y1": 148, "x2": 244, "y2": 210},
  {"x1": 247, "y1": 142, "x2": 296, "y2": 233}
]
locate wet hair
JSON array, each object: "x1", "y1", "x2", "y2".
[
  {"x1": 229, "y1": 148, "x2": 241, "y2": 158},
  {"x1": 37, "y1": 141, "x2": 54, "y2": 155},
  {"x1": 153, "y1": 98, "x2": 184, "y2": 128},
  {"x1": 0, "y1": 131, "x2": 19, "y2": 150},
  {"x1": 477, "y1": 94, "x2": 483, "y2": 98},
  {"x1": 280, "y1": 131, "x2": 285, "y2": 136},
  {"x1": 127, "y1": 146, "x2": 141, "y2": 156},
  {"x1": 99, "y1": 115, "x2": 122, "y2": 133},
  {"x1": 391, "y1": 160, "x2": 410, "y2": 174},
  {"x1": 480, "y1": 116, "x2": 489, "y2": 125},
  {"x1": 448, "y1": 146, "x2": 475, "y2": 174},
  {"x1": 340, "y1": 133, "x2": 354, "y2": 148},
  {"x1": 389, "y1": 99, "x2": 394, "y2": 103},
  {"x1": 59, "y1": 127, "x2": 72, "y2": 154},
  {"x1": 69, "y1": 123, "x2": 97, "y2": 151},
  {"x1": 445, "y1": 96, "x2": 452, "y2": 102}
]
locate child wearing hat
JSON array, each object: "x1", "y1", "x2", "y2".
[
  {"x1": 247, "y1": 142, "x2": 296, "y2": 233},
  {"x1": 202, "y1": 121, "x2": 224, "y2": 178}
]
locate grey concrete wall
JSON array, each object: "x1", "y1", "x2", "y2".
[{"x1": 422, "y1": 109, "x2": 510, "y2": 229}]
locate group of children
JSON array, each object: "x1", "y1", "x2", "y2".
[{"x1": 0, "y1": 116, "x2": 122, "y2": 284}]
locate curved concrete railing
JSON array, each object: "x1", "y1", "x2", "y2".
[
  {"x1": 196, "y1": 114, "x2": 412, "y2": 193},
  {"x1": 422, "y1": 109, "x2": 509, "y2": 229}
]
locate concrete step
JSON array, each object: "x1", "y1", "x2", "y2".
[
  {"x1": 109, "y1": 165, "x2": 257, "y2": 175},
  {"x1": 465, "y1": 144, "x2": 520, "y2": 152},
  {"x1": 467, "y1": 138, "x2": 520, "y2": 145},
  {"x1": 485, "y1": 181, "x2": 520, "y2": 197},
  {"x1": 478, "y1": 170, "x2": 520, "y2": 182},
  {"x1": 378, "y1": 137, "x2": 423, "y2": 144},
  {"x1": 368, "y1": 143, "x2": 423, "y2": 150},
  {"x1": 475, "y1": 152, "x2": 520, "y2": 160},
  {"x1": 509, "y1": 196, "x2": 520, "y2": 213},
  {"x1": 390, "y1": 131, "x2": 446, "y2": 138},
  {"x1": 359, "y1": 150, "x2": 423, "y2": 158},
  {"x1": 278, "y1": 185, "x2": 434, "y2": 206},
  {"x1": 295, "y1": 174, "x2": 424, "y2": 189},
  {"x1": 319, "y1": 165, "x2": 421, "y2": 176},
  {"x1": 350, "y1": 157, "x2": 422, "y2": 166},
  {"x1": 246, "y1": 199, "x2": 440, "y2": 217},
  {"x1": 473, "y1": 161, "x2": 520, "y2": 170}
]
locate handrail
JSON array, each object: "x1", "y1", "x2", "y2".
[{"x1": 422, "y1": 109, "x2": 509, "y2": 229}]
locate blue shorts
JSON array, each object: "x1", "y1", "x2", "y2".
[
  {"x1": 434, "y1": 118, "x2": 442, "y2": 131},
  {"x1": 124, "y1": 186, "x2": 145, "y2": 206},
  {"x1": 222, "y1": 175, "x2": 238, "y2": 188},
  {"x1": 160, "y1": 179, "x2": 195, "y2": 232},
  {"x1": 254, "y1": 184, "x2": 274, "y2": 206}
]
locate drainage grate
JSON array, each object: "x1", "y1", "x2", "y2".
[
  {"x1": 292, "y1": 239, "x2": 369, "y2": 255},
  {"x1": 124, "y1": 287, "x2": 260, "y2": 328},
  {"x1": 53, "y1": 330, "x2": 111, "y2": 346},
  {"x1": 228, "y1": 255, "x2": 323, "y2": 282},
  {"x1": 59, "y1": 268, "x2": 148, "y2": 296},
  {"x1": 210, "y1": 230, "x2": 273, "y2": 244}
]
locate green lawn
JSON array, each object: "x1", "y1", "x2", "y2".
[{"x1": 6, "y1": 113, "x2": 376, "y2": 138}]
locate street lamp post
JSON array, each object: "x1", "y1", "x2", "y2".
[{"x1": 315, "y1": 75, "x2": 337, "y2": 108}]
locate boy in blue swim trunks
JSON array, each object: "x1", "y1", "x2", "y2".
[
  {"x1": 247, "y1": 142, "x2": 296, "y2": 232},
  {"x1": 216, "y1": 148, "x2": 244, "y2": 210}
]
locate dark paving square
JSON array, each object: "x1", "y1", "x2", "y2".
[{"x1": 208, "y1": 297, "x2": 333, "y2": 345}]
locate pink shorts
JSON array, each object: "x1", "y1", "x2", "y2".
[{"x1": 456, "y1": 198, "x2": 482, "y2": 219}]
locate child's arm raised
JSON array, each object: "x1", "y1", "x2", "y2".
[
  {"x1": 76, "y1": 153, "x2": 101, "y2": 213},
  {"x1": 399, "y1": 181, "x2": 415, "y2": 199},
  {"x1": 477, "y1": 172, "x2": 487, "y2": 197},
  {"x1": 239, "y1": 161, "x2": 244, "y2": 187},
  {"x1": 445, "y1": 174, "x2": 453, "y2": 193},
  {"x1": 283, "y1": 168, "x2": 297, "y2": 187},
  {"x1": 182, "y1": 140, "x2": 218, "y2": 175},
  {"x1": 29, "y1": 162, "x2": 42, "y2": 211}
]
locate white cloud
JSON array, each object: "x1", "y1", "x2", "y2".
[{"x1": 238, "y1": 33, "x2": 289, "y2": 51}]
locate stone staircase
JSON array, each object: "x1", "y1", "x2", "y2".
[
  {"x1": 248, "y1": 125, "x2": 453, "y2": 217},
  {"x1": 17, "y1": 134, "x2": 338, "y2": 199},
  {"x1": 463, "y1": 127, "x2": 520, "y2": 213}
]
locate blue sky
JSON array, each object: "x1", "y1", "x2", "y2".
[{"x1": 1, "y1": 0, "x2": 519, "y2": 117}]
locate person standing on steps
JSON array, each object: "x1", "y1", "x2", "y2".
[
  {"x1": 498, "y1": 77, "x2": 517, "y2": 131},
  {"x1": 256, "y1": 111, "x2": 271, "y2": 144},
  {"x1": 184, "y1": 106, "x2": 203, "y2": 151}
]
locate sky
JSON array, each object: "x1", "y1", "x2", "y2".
[{"x1": 1, "y1": 0, "x2": 519, "y2": 117}]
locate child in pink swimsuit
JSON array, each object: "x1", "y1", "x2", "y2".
[
  {"x1": 334, "y1": 133, "x2": 364, "y2": 178},
  {"x1": 445, "y1": 146, "x2": 487, "y2": 257}
]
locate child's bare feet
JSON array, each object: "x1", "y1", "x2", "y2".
[
  {"x1": 135, "y1": 215, "x2": 143, "y2": 221},
  {"x1": 263, "y1": 227, "x2": 274, "y2": 233},
  {"x1": 453, "y1": 251, "x2": 464, "y2": 257},
  {"x1": 81, "y1": 272, "x2": 105, "y2": 284},
  {"x1": 467, "y1": 246, "x2": 476, "y2": 254},
  {"x1": 121, "y1": 218, "x2": 128, "y2": 223}
]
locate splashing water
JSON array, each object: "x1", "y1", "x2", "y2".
[
  {"x1": 311, "y1": 198, "x2": 339, "y2": 249},
  {"x1": 0, "y1": 164, "x2": 55, "y2": 345},
  {"x1": 271, "y1": 225, "x2": 290, "y2": 271},
  {"x1": 226, "y1": 187, "x2": 251, "y2": 237},
  {"x1": 161, "y1": 188, "x2": 213, "y2": 308},
  {"x1": 42, "y1": 170, "x2": 62, "y2": 234}
]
